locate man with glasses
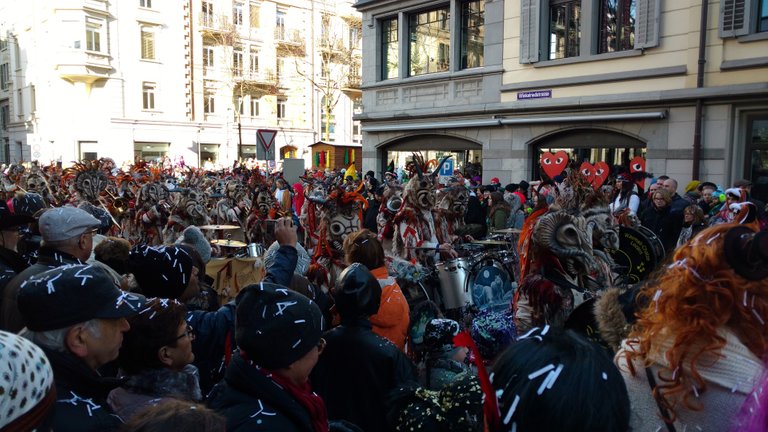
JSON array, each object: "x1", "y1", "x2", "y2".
[{"x1": 1, "y1": 206, "x2": 101, "y2": 332}]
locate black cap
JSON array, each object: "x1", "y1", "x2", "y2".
[
  {"x1": 18, "y1": 264, "x2": 146, "y2": 331},
  {"x1": 129, "y1": 245, "x2": 195, "y2": 299},
  {"x1": 0, "y1": 200, "x2": 33, "y2": 230},
  {"x1": 334, "y1": 263, "x2": 381, "y2": 319},
  {"x1": 11, "y1": 192, "x2": 46, "y2": 217},
  {"x1": 235, "y1": 282, "x2": 324, "y2": 369}
]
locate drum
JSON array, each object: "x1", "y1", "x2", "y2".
[
  {"x1": 435, "y1": 257, "x2": 473, "y2": 310},
  {"x1": 608, "y1": 225, "x2": 665, "y2": 284},
  {"x1": 496, "y1": 250, "x2": 520, "y2": 284},
  {"x1": 467, "y1": 255, "x2": 516, "y2": 312}
]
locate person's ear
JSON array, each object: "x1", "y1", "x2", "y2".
[
  {"x1": 65, "y1": 325, "x2": 90, "y2": 359},
  {"x1": 158, "y1": 346, "x2": 174, "y2": 367}
]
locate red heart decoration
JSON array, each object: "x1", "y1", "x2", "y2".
[
  {"x1": 541, "y1": 151, "x2": 568, "y2": 179},
  {"x1": 579, "y1": 162, "x2": 595, "y2": 186},
  {"x1": 592, "y1": 161, "x2": 610, "y2": 190},
  {"x1": 629, "y1": 156, "x2": 646, "y2": 190}
]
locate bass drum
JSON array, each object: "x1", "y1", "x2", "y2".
[
  {"x1": 467, "y1": 255, "x2": 516, "y2": 312},
  {"x1": 608, "y1": 225, "x2": 665, "y2": 284},
  {"x1": 435, "y1": 257, "x2": 473, "y2": 310}
]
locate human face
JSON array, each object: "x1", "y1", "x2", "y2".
[
  {"x1": 85, "y1": 317, "x2": 130, "y2": 369},
  {"x1": 701, "y1": 187, "x2": 715, "y2": 203},
  {"x1": 282, "y1": 337, "x2": 325, "y2": 386},
  {"x1": 165, "y1": 322, "x2": 196, "y2": 370},
  {"x1": 649, "y1": 183, "x2": 660, "y2": 195},
  {"x1": 684, "y1": 210, "x2": 694, "y2": 223},
  {"x1": 653, "y1": 194, "x2": 668, "y2": 209},
  {"x1": 178, "y1": 266, "x2": 201, "y2": 302}
]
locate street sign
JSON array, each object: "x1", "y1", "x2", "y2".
[
  {"x1": 440, "y1": 158, "x2": 454, "y2": 176},
  {"x1": 256, "y1": 129, "x2": 277, "y2": 160}
]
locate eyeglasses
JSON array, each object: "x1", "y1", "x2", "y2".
[{"x1": 174, "y1": 324, "x2": 195, "y2": 341}]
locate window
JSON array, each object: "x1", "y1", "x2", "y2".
[
  {"x1": 352, "y1": 121, "x2": 362, "y2": 143},
  {"x1": 86, "y1": 17, "x2": 103, "y2": 52},
  {"x1": 276, "y1": 10, "x2": 286, "y2": 40},
  {"x1": 0, "y1": 39, "x2": 6, "y2": 51},
  {"x1": 250, "y1": 97, "x2": 259, "y2": 116},
  {"x1": 0, "y1": 102, "x2": 9, "y2": 131},
  {"x1": 349, "y1": 26, "x2": 360, "y2": 49},
  {"x1": 204, "y1": 91, "x2": 215, "y2": 113},
  {"x1": 202, "y1": 2, "x2": 214, "y2": 26},
  {"x1": 408, "y1": 7, "x2": 451, "y2": 76},
  {"x1": 549, "y1": 0, "x2": 581, "y2": 59},
  {"x1": 140, "y1": 0, "x2": 152, "y2": 8},
  {"x1": 2, "y1": 138, "x2": 8, "y2": 164},
  {"x1": 16, "y1": 89, "x2": 22, "y2": 118},
  {"x1": 276, "y1": 98, "x2": 286, "y2": 118},
  {"x1": 276, "y1": 57, "x2": 285, "y2": 79},
  {"x1": 249, "y1": 49, "x2": 259, "y2": 75},
  {"x1": 598, "y1": 0, "x2": 635, "y2": 54},
  {"x1": 142, "y1": 82, "x2": 156, "y2": 110},
  {"x1": 0, "y1": 63, "x2": 9, "y2": 90},
  {"x1": 233, "y1": 47, "x2": 243, "y2": 76},
  {"x1": 250, "y1": 3, "x2": 260, "y2": 28},
  {"x1": 233, "y1": 3, "x2": 243, "y2": 26},
  {"x1": 141, "y1": 27, "x2": 155, "y2": 60},
  {"x1": 461, "y1": 1, "x2": 485, "y2": 69},
  {"x1": 203, "y1": 44, "x2": 214, "y2": 69},
  {"x1": 520, "y1": 0, "x2": 657, "y2": 64},
  {"x1": 321, "y1": 59, "x2": 329, "y2": 78},
  {"x1": 381, "y1": 18, "x2": 398, "y2": 79},
  {"x1": 720, "y1": 0, "x2": 768, "y2": 36},
  {"x1": 236, "y1": 96, "x2": 244, "y2": 115}
]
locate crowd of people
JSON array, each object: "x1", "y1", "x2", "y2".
[{"x1": 0, "y1": 155, "x2": 767, "y2": 431}]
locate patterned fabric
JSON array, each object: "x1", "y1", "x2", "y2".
[{"x1": 0, "y1": 330, "x2": 55, "y2": 429}]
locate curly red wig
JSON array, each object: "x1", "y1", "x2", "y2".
[{"x1": 621, "y1": 223, "x2": 768, "y2": 421}]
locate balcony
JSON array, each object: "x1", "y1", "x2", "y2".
[
  {"x1": 55, "y1": 48, "x2": 112, "y2": 85},
  {"x1": 235, "y1": 70, "x2": 278, "y2": 96},
  {"x1": 342, "y1": 76, "x2": 362, "y2": 97},
  {"x1": 275, "y1": 28, "x2": 305, "y2": 56},
  {"x1": 199, "y1": 14, "x2": 234, "y2": 42}
]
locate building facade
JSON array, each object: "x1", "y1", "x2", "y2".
[
  {"x1": 0, "y1": 0, "x2": 362, "y2": 169},
  {"x1": 354, "y1": 0, "x2": 768, "y2": 203}
]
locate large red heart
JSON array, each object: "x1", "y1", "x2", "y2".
[
  {"x1": 592, "y1": 161, "x2": 610, "y2": 190},
  {"x1": 629, "y1": 156, "x2": 646, "y2": 190},
  {"x1": 541, "y1": 151, "x2": 568, "y2": 179},
  {"x1": 579, "y1": 162, "x2": 595, "y2": 186}
]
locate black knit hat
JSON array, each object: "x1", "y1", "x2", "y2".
[
  {"x1": 334, "y1": 263, "x2": 381, "y2": 320},
  {"x1": 235, "y1": 282, "x2": 324, "y2": 369},
  {"x1": 129, "y1": 245, "x2": 195, "y2": 299},
  {"x1": 724, "y1": 227, "x2": 768, "y2": 281}
]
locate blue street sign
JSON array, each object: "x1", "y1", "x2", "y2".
[{"x1": 440, "y1": 158, "x2": 454, "y2": 176}]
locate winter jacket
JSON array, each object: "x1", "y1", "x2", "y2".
[
  {"x1": 1, "y1": 247, "x2": 84, "y2": 332},
  {"x1": 107, "y1": 364, "x2": 203, "y2": 422},
  {"x1": 189, "y1": 244, "x2": 298, "y2": 394},
  {"x1": 42, "y1": 347, "x2": 125, "y2": 432},
  {"x1": 207, "y1": 354, "x2": 320, "y2": 431},
  {"x1": 368, "y1": 266, "x2": 409, "y2": 351},
  {"x1": 311, "y1": 319, "x2": 418, "y2": 432},
  {"x1": 488, "y1": 206, "x2": 510, "y2": 231},
  {"x1": 639, "y1": 205, "x2": 683, "y2": 256},
  {"x1": 0, "y1": 247, "x2": 28, "y2": 311}
]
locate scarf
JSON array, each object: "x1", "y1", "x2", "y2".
[{"x1": 262, "y1": 368, "x2": 329, "y2": 432}]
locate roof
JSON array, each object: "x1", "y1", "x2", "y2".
[{"x1": 308, "y1": 141, "x2": 363, "y2": 148}]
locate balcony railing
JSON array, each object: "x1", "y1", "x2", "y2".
[
  {"x1": 274, "y1": 28, "x2": 304, "y2": 45},
  {"x1": 199, "y1": 14, "x2": 231, "y2": 32}
]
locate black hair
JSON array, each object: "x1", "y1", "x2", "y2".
[{"x1": 490, "y1": 328, "x2": 630, "y2": 432}]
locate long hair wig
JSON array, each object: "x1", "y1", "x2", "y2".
[{"x1": 621, "y1": 223, "x2": 768, "y2": 421}]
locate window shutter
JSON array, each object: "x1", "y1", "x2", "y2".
[
  {"x1": 141, "y1": 30, "x2": 155, "y2": 59},
  {"x1": 719, "y1": 0, "x2": 753, "y2": 38},
  {"x1": 519, "y1": 0, "x2": 540, "y2": 64},
  {"x1": 635, "y1": 0, "x2": 661, "y2": 49}
]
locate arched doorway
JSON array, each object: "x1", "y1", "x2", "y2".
[
  {"x1": 378, "y1": 134, "x2": 483, "y2": 177},
  {"x1": 530, "y1": 128, "x2": 646, "y2": 180}
]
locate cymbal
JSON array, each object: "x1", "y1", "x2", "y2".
[
  {"x1": 406, "y1": 246, "x2": 439, "y2": 251},
  {"x1": 470, "y1": 240, "x2": 509, "y2": 245},
  {"x1": 211, "y1": 239, "x2": 248, "y2": 247},
  {"x1": 199, "y1": 224, "x2": 240, "y2": 230},
  {"x1": 492, "y1": 228, "x2": 522, "y2": 234}
]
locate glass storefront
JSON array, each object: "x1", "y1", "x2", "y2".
[
  {"x1": 747, "y1": 116, "x2": 768, "y2": 203},
  {"x1": 133, "y1": 142, "x2": 169, "y2": 162},
  {"x1": 385, "y1": 149, "x2": 483, "y2": 177}
]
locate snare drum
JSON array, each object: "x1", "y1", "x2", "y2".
[
  {"x1": 608, "y1": 225, "x2": 665, "y2": 283},
  {"x1": 467, "y1": 255, "x2": 516, "y2": 312},
  {"x1": 435, "y1": 257, "x2": 473, "y2": 310}
]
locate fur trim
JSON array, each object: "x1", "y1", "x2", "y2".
[{"x1": 594, "y1": 288, "x2": 629, "y2": 351}]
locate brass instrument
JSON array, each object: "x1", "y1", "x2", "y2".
[{"x1": 104, "y1": 190, "x2": 128, "y2": 215}]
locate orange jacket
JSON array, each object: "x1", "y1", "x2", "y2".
[{"x1": 369, "y1": 266, "x2": 410, "y2": 351}]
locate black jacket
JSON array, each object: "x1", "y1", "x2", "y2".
[
  {"x1": 1, "y1": 247, "x2": 84, "y2": 332},
  {"x1": 190, "y1": 245, "x2": 298, "y2": 395},
  {"x1": 310, "y1": 319, "x2": 418, "y2": 432},
  {"x1": 43, "y1": 347, "x2": 125, "y2": 432},
  {"x1": 640, "y1": 205, "x2": 683, "y2": 256},
  {"x1": 0, "y1": 246, "x2": 28, "y2": 310},
  {"x1": 207, "y1": 354, "x2": 317, "y2": 431},
  {"x1": 363, "y1": 199, "x2": 379, "y2": 233}
]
